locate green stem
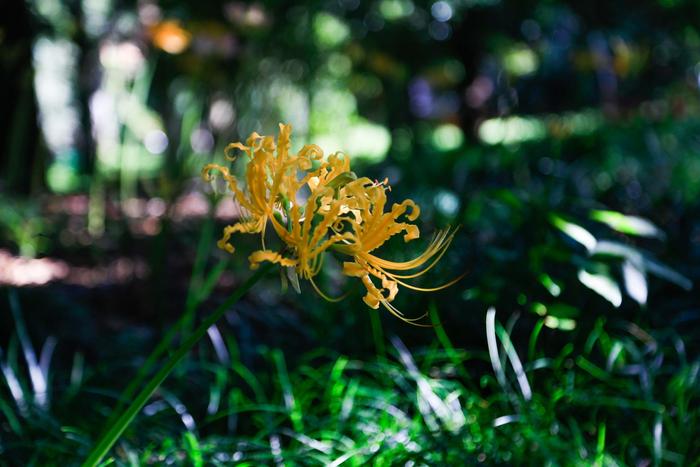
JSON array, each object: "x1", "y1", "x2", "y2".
[
  {"x1": 369, "y1": 309, "x2": 385, "y2": 360},
  {"x1": 429, "y1": 303, "x2": 462, "y2": 371},
  {"x1": 82, "y1": 264, "x2": 272, "y2": 467}
]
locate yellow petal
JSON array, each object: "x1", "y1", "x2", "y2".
[
  {"x1": 224, "y1": 142, "x2": 250, "y2": 160},
  {"x1": 249, "y1": 250, "x2": 297, "y2": 269}
]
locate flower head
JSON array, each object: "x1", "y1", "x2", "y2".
[
  {"x1": 203, "y1": 124, "x2": 461, "y2": 324},
  {"x1": 202, "y1": 124, "x2": 322, "y2": 253}
]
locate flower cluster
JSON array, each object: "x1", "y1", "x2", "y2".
[{"x1": 203, "y1": 124, "x2": 459, "y2": 323}]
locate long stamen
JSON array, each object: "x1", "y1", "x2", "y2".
[
  {"x1": 309, "y1": 276, "x2": 347, "y2": 303},
  {"x1": 360, "y1": 229, "x2": 455, "y2": 279},
  {"x1": 385, "y1": 271, "x2": 467, "y2": 293},
  {"x1": 362, "y1": 228, "x2": 456, "y2": 273},
  {"x1": 380, "y1": 299, "x2": 431, "y2": 327}
]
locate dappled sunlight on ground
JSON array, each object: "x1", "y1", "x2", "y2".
[{"x1": 0, "y1": 249, "x2": 148, "y2": 287}]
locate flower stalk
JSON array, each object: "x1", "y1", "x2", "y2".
[{"x1": 82, "y1": 263, "x2": 273, "y2": 467}]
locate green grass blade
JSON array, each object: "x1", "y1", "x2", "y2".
[
  {"x1": 429, "y1": 302, "x2": 467, "y2": 378},
  {"x1": 595, "y1": 422, "x2": 606, "y2": 467},
  {"x1": 272, "y1": 349, "x2": 304, "y2": 432},
  {"x1": 82, "y1": 264, "x2": 272, "y2": 467},
  {"x1": 528, "y1": 318, "x2": 545, "y2": 361},
  {"x1": 102, "y1": 221, "x2": 224, "y2": 429}
]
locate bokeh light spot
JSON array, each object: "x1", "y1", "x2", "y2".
[
  {"x1": 144, "y1": 130, "x2": 168, "y2": 154},
  {"x1": 431, "y1": 1, "x2": 453, "y2": 22},
  {"x1": 431, "y1": 123, "x2": 464, "y2": 151},
  {"x1": 313, "y1": 13, "x2": 350, "y2": 48}
]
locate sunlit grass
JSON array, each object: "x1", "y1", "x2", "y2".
[{"x1": 1, "y1": 293, "x2": 697, "y2": 465}]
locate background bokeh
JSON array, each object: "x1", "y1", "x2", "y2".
[{"x1": 2, "y1": 0, "x2": 700, "y2": 464}]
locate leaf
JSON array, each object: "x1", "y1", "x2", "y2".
[
  {"x1": 551, "y1": 215, "x2": 597, "y2": 252},
  {"x1": 578, "y1": 269, "x2": 622, "y2": 307},
  {"x1": 286, "y1": 266, "x2": 301, "y2": 294},
  {"x1": 543, "y1": 316, "x2": 577, "y2": 331},
  {"x1": 325, "y1": 171, "x2": 357, "y2": 191},
  {"x1": 590, "y1": 209, "x2": 665, "y2": 239},
  {"x1": 82, "y1": 264, "x2": 274, "y2": 467},
  {"x1": 546, "y1": 303, "x2": 580, "y2": 319},
  {"x1": 594, "y1": 240, "x2": 692, "y2": 291},
  {"x1": 486, "y1": 308, "x2": 532, "y2": 400},
  {"x1": 644, "y1": 257, "x2": 693, "y2": 291},
  {"x1": 622, "y1": 260, "x2": 647, "y2": 305},
  {"x1": 593, "y1": 240, "x2": 642, "y2": 259},
  {"x1": 539, "y1": 273, "x2": 562, "y2": 297}
]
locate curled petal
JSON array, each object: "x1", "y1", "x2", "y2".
[
  {"x1": 298, "y1": 144, "x2": 324, "y2": 162},
  {"x1": 360, "y1": 274, "x2": 382, "y2": 309},
  {"x1": 249, "y1": 250, "x2": 297, "y2": 269},
  {"x1": 404, "y1": 200, "x2": 420, "y2": 221},
  {"x1": 245, "y1": 131, "x2": 263, "y2": 148},
  {"x1": 259, "y1": 135, "x2": 276, "y2": 153},
  {"x1": 224, "y1": 142, "x2": 250, "y2": 161},
  {"x1": 217, "y1": 219, "x2": 266, "y2": 254},
  {"x1": 403, "y1": 224, "x2": 420, "y2": 242},
  {"x1": 381, "y1": 276, "x2": 399, "y2": 301},
  {"x1": 201, "y1": 163, "x2": 227, "y2": 182},
  {"x1": 390, "y1": 198, "x2": 419, "y2": 220}
]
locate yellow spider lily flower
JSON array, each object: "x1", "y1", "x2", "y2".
[
  {"x1": 330, "y1": 178, "x2": 461, "y2": 322},
  {"x1": 201, "y1": 123, "x2": 322, "y2": 253},
  {"x1": 203, "y1": 123, "x2": 461, "y2": 324}
]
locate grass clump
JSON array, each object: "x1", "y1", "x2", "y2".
[{"x1": 1, "y1": 302, "x2": 698, "y2": 465}]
